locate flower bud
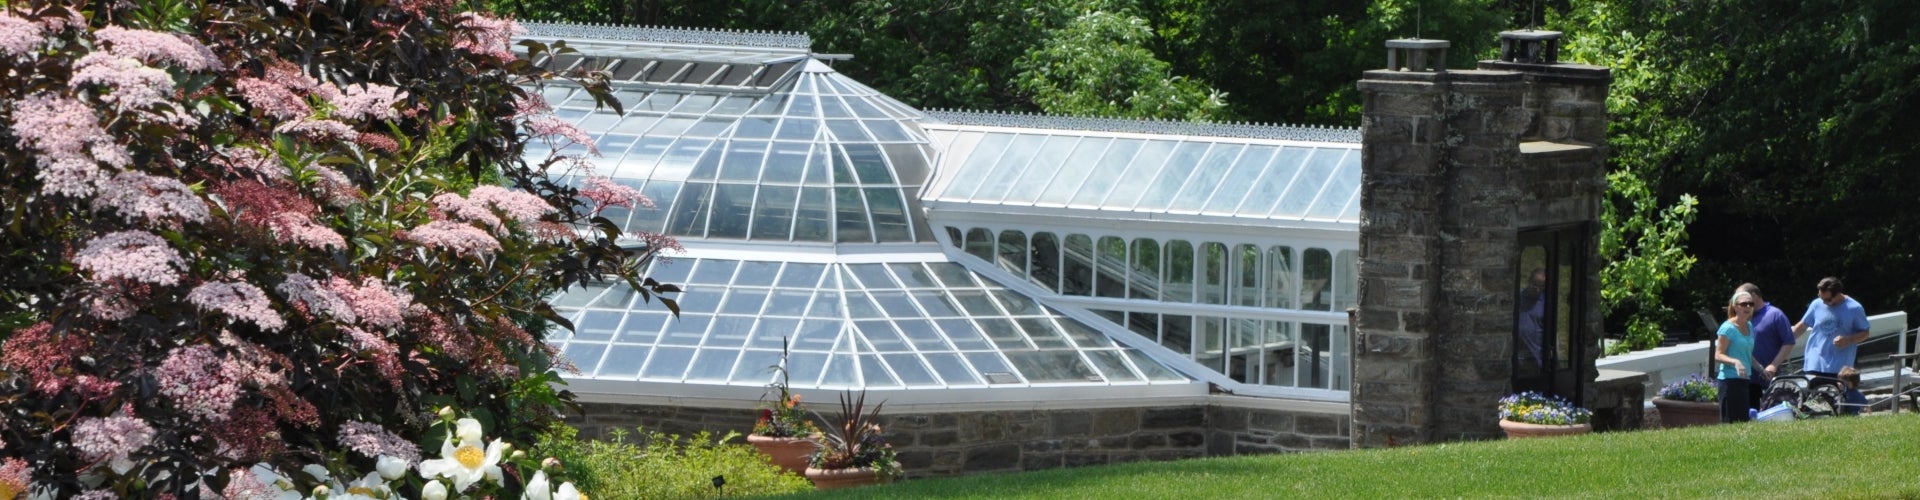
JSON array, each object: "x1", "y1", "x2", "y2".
[
  {"x1": 312, "y1": 484, "x2": 330, "y2": 498},
  {"x1": 542, "y1": 457, "x2": 562, "y2": 471},
  {"x1": 438, "y1": 406, "x2": 455, "y2": 420},
  {"x1": 512, "y1": 449, "x2": 527, "y2": 460},
  {"x1": 422, "y1": 480, "x2": 448, "y2": 500},
  {"x1": 376, "y1": 455, "x2": 408, "y2": 481}
]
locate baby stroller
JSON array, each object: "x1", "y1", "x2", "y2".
[{"x1": 1756, "y1": 372, "x2": 1848, "y2": 420}]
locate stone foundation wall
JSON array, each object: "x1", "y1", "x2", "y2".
[{"x1": 567, "y1": 400, "x2": 1349, "y2": 478}]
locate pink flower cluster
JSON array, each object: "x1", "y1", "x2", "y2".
[
  {"x1": 324, "y1": 277, "x2": 414, "y2": 329},
  {"x1": 526, "y1": 115, "x2": 599, "y2": 156},
  {"x1": 71, "y1": 414, "x2": 155, "y2": 471},
  {"x1": 581, "y1": 176, "x2": 649, "y2": 212},
  {"x1": 274, "y1": 117, "x2": 358, "y2": 141},
  {"x1": 343, "y1": 326, "x2": 404, "y2": 388},
  {"x1": 234, "y1": 75, "x2": 310, "y2": 120},
  {"x1": 337, "y1": 420, "x2": 421, "y2": 464},
  {"x1": 187, "y1": 281, "x2": 287, "y2": 332},
  {"x1": 331, "y1": 83, "x2": 405, "y2": 121},
  {"x1": 405, "y1": 220, "x2": 501, "y2": 256},
  {"x1": 277, "y1": 273, "x2": 357, "y2": 323},
  {"x1": 432, "y1": 192, "x2": 503, "y2": 229},
  {"x1": 0, "y1": 322, "x2": 90, "y2": 396},
  {"x1": 11, "y1": 93, "x2": 120, "y2": 197},
  {"x1": 0, "y1": 12, "x2": 43, "y2": 57},
  {"x1": 74, "y1": 230, "x2": 186, "y2": 286},
  {"x1": 0, "y1": 458, "x2": 27, "y2": 498},
  {"x1": 470, "y1": 185, "x2": 554, "y2": 225},
  {"x1": 155, "y1": 345, "x2": 244, "y2": 422},
  {"x1": 452, "y1": 12, "x2": 523, "y2": 61},
  {"x1": 216, "y1": 147, "x2": 291, "y2": 180},
  {"x1": 92, "y1": 26, "x2": 222, "y2": 72},
  {"x1": 71, "y1": 53, "x2": 178, "y2": 118},
  {"x1": 93, "y1": 171, "x2": 211, "y2": 227}
]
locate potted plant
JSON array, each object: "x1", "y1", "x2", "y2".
[
  {"x1": 803, "y1": 391, "x2": 901, "y2": 489},
  {"x1": 747, "y1": 341, "x2": 819, "y2": 475},
  {"x1": 1651, "y1": 373, "x2": 1720, "y2": 428},
  {"x1": 1496, "y1": 391, "x2": 1593, "y2": 438}
]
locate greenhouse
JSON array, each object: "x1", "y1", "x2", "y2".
[{"x1": 522, "y1": 22, "x2": 1362, "y2": 408}]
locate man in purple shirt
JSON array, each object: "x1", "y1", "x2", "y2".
[{"x1": 1740, "y1": 283, "x2": 1795, "y2": 410}]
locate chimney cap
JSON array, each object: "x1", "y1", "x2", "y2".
[
  {"x1": 1385, "y1": 38, "x2": 1452, "y2": 49},
  {"x1": 1498, "y1": 30, "x2": 1562, "y2": 41}
]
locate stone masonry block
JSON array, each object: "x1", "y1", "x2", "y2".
[
  {"x1": 1050, "y1": 410, "x2": 1092, "y2": 437},
  {"x1": 1142, "y1": 407, "x2": 1204, "y2": 429}
]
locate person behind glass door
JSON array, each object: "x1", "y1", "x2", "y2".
[
  {"x1": 1739, "y1": 283, "x2": 1795, "y2": 411},
  {"x1": 1516, "y1": 268, "x2": 1547, "y2": 370},
  {"x1": 1792, "y1": 276, "x2": 1871, "y2": 380},
  {"x1": 1715, "y1": 290, "x2": 1763, "y2": 423}
]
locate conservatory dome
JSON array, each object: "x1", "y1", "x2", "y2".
[{"x1": 519, "y1": 23, "x2": 1361, "y2": 406}]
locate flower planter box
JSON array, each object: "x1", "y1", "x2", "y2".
[
  {"x1": 1651, "y1": 397, "x2": 1720, "y2": 428},
  {"x1": 805, "y1": 466, "x2": 891, "y2": 489},
  {"x1": 747, "y1": 434, "x2": 817, "y2": 475},
  {"x1": 1498, "y1": 419, "x2": 1592, "y2": 439}
]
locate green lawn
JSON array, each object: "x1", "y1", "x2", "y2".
[{"x1": 785, "y1": 413, "x2": 1920, "y2": 498}]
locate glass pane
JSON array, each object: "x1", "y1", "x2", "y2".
[
  {"x1": 659, "y1": 314, "x2": 710, "y2": 346},
  {"x1": 597, "y1": 345, "x2": 649, "y2": 379},
  {"x1": 1019, "y1": 318, "x2": 1069, "y2": 349},
  {"x1": 925, "y1": 352, "x2": 980, "y2": 385},
  {"x1": 1127, "y1": 349, "x2": 1187, "y2": 381},
  {"x1": 639, "y1": 346, "x2": 694, "y2": 380},
  {"x1": 792, "y1": 319, "x2": 840, "y2": 351},
  {"x1": 871, "y1": 291, "x2": 919, "y2": 318},
  {"x1": 730, "y1": 349, "x2": 782, "y2": 384},
  {"x1": 777, "y1": 263, "x2": 826, "y2": 288},
  {"x1": 997, "y1": 230, "x2": 1028, "y2": 276},
  {"x1": 1235, "y1": 244, "x2": 1262, "y2": 307},
  {"x1": 928, "y1": 262, "x2": 976, "y2": 288},
  {"x1": 833, "y1": 187, "x2": 873, "y2": 243},
  {"x1": 786, "y1": 351, "x2": 828, "y2": 386},
  {"x1": 719, "y1": 141, "x2": 769, "y2": 181},
  {"x1": 1267, "y1": 246, "x2": 1296, "y2": 309},
  {"x1": 976, "y1": 318, "x2": 1026, "y2": 349},
  {"x1": 968, "y1": 134, "x2": 1046, "y2": 201},
  {"x1": 1000, "y1": 135, "x2": 1079, "y2": 203},
  {"x1": 705, "y1": 316, "x2": 753, "y2": 348},
  {"x1": 882, "y1": 353, "x2": 938, "y2": 386},
  {"x1": 721, "y1": 289, "x2": 769, "y2": 315},
  {"x1": 1272, "y1": 148, "x2": 1341, "y2": 218},
  {"x1": 1060, "y1": 319, "x2": 1113, "y2": 348},
  {"x1": 990, "y1": 289, "x2": 1041, "y2": 315},
  {"x1": 911, "y1": 290, "x2": 960, "y2": 317},
  {"x1": 1036, "y1": 137, "x2": 1113, "y2": 206},
  {"x1": 1006, "y1": 351, "x2": 1098, "y2": 383},
  {"x1": 735, "y1": 262, "x2": 782, "y2": 287},
  {"x1": 844, "y1": 144, "x2": 894, "y2": 184},
  {"x1": 1303, "y1": 248, "x2": 1333, "y2": 311},
  {"x1": 1098, "y1": 140, "x2": 1175, "y2": 208},
  {"x1": 1067, "y1": 139, "x2": 1143, "y2": 207},
  {"x1": 1200, "y1": 242, "x2": 1228, "y2": 305},
  {"x1": 1163, "y1": 240, "x2": 1194, "y2": 303},
  {"x1": 1308, "y1": 150, "x2": 1360, "y2": 220},
  {"x1": 856, "y1": 320, "x2": 910, "y2": 352},
  {"x1": 689, "y1": 260, "x2": 740, "y2": 285},
  {"x1": 947, "y1": 133, "x2": 1014, "y2": 200},
  {"x1": 1121, "y1": 238, "x2": 1152, "y2": 300},
  {"x1": 964, "y1": 228, "x2": 993, "y2": 262},
  {"x1": 563, "y1": 343, "x2": 608, "y2": 374},
  {"x1": 686, "y1": 349, "x2": 739, "y2": 381},
  {"x1": 951, "y1": 290, "x2": 1000, "y2": 316},
  {"x1": 1030, "y1": 232, "x2": 1061, "y2": 292},
  {"x1": 859, "y1": 355, "x2": 899, "y2": 387},
  {"x1": 844, "y1": 291, "x2": 881, "y2": 319},
  {"x1": 889, "y1": 263, "x2": 939, "y2": 288},
  {"x1": 1133, "y1": 142, "x2": 1210, "y2": 210},
  {"x1": 1087, "y1": 350, "x2": 1141, "y2": 382},
  {"x1": 1095, "y1": 236, "x2": 1127, "y2": 299},
  {"x1": 676, "y1": 289, "x2": 723, "y2": 314},
  {"x1": 615, "y1": 313, "x2": 667, "y2": 344},
  {"x1": 866, "y1": 188, "x2": 912, "y2": 242},
  {"x1": 1334, "y1": 249, "x2": 1358, "y2": 311},
  {"x1": 806, "y1": 291, "x2": 842, "y2": 318},
  {"x1": 1161, "y1": 314, "x2": 1192, "y2": 355},
  {"x1": 820, "y1": 353, "x2": 858, "y2": 387},
  {"x1": 1169, "y1": 144, "x2": 1243, "y2": 213},
  {"x1": 575, "y1": 310, "x2": 622, "y2": 342},
  {"x1": 1062, "y1": 234, "x2": 1094, "y2": 296},
  {"x1": 748, "y1": 317, "x2": 799, "y2": 349},
  {"x1": 935, "y1": 318, "x2": 991, "y2": 350},
  {"x1": 749, "y1": 185, "x2": 798, "y2": 240},
  {"x1": 1245, "y1": 147, "x2": 1311, "y2": 217},
  {"x1": 792, "y1": 187, "x2": 832, "y2": 241},
  {"x1": 764, "y1": 290, "x2": 812, "y2": 316},
  {"x1": 848, "y1": 264, "x2": 897, "y2": 289},
  {"x1": 894, "y1": 319, "x2": 949, "y2": 350},
  {"x1": 965, "y1": 352, "x2": 1019, "y2": 384}
]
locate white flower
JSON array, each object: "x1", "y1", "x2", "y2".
[
  {"x1": 555, "y1": 482, "x2": 585, "y2": 500},
  {"x1": 416, "y1": 437, "x2": 504, "y2": 493},
  {"x1": 247, "y1": 464, "x2": 310, "y2": 500},
  {"x1": 376, "y1": 455, "x2": 409, "y2": 481},
  {"x1": 421, "y1": 480, "x2": 448, "y2": 500},
  {"x1": 332, "y1": 472, "x2": 387, "y2": 500},
  {"x1": 454, "y1": 418, "x2": 484, "y2": 444},
  {"x1": 522, "y1": 470, "x2": 551, "y2": 500}
]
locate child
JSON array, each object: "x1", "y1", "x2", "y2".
[{"x1": 1838, "y1": 366, "x2": 1870, "y2": 415}]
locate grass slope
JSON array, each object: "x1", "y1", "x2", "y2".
[{"x1": 786, "y1": 413, "x2": 1920, "y2": 498}]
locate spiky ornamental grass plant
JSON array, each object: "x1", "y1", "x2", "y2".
[{"x1": 0, "y1": 0, "x2": 678, "y2": 497}]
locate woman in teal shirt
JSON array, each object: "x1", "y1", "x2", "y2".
[{"x1": 1715, "y1": 290, "x2": 1763, "y2": 423}]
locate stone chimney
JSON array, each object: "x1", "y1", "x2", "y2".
[{"x1": 1350, "y1": 31, "x2": 1611, "y2": 448}]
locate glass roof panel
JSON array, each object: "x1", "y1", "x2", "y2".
[
  {"x1": 1201, "y1": 145, "x2": 1278, "y2": 215},
  {"x1": 1267, "y1": 147, "x2": 1344, "y2": 218},
  {"x1": 1097, "y1": 139, "x2": 1176, "y2": 208},
  {"x1": 1133, "y1": 142, "x2": 1210, "y2": 210},
  {"x1": 1168, "y1": 144, "x2": 1244, "y2": 214},
  {"x1": 550, "y1": 257, "x2": 1193, "y2": 389}
]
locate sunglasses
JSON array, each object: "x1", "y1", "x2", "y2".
[{"x1": 1736, "y1": 302, "x2": 1755, "y2": 308}]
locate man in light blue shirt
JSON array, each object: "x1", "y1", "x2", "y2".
[{"x1": 1792, "y1": 277, "x2": 1871, "y2": 377}]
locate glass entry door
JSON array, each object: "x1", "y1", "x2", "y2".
[{"x1": 1512, "y1": 224, "x2": 1590, "y2": 403}]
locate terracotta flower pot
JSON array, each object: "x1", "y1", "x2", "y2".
[
  {"x1": 1651, "y1": 397, "x2": 1721, "y2": 428},
  {"x1": 1498, "y1": 419, "x2": 1592, "y2": 439},
  {"x1": 747, "y1": 434, "x2": 816, "y2": 475},
  {"x1": 804, "y1": 466, "x2": 889, "y2": 489}
]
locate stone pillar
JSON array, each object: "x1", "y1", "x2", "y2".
[{"x1": 1352, "y1": 33, "x2": 1611, "y2": 446}]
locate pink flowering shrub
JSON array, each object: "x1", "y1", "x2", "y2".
[{"x1": 0, "y1": 1, "x2": 677, "y2": 497}]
